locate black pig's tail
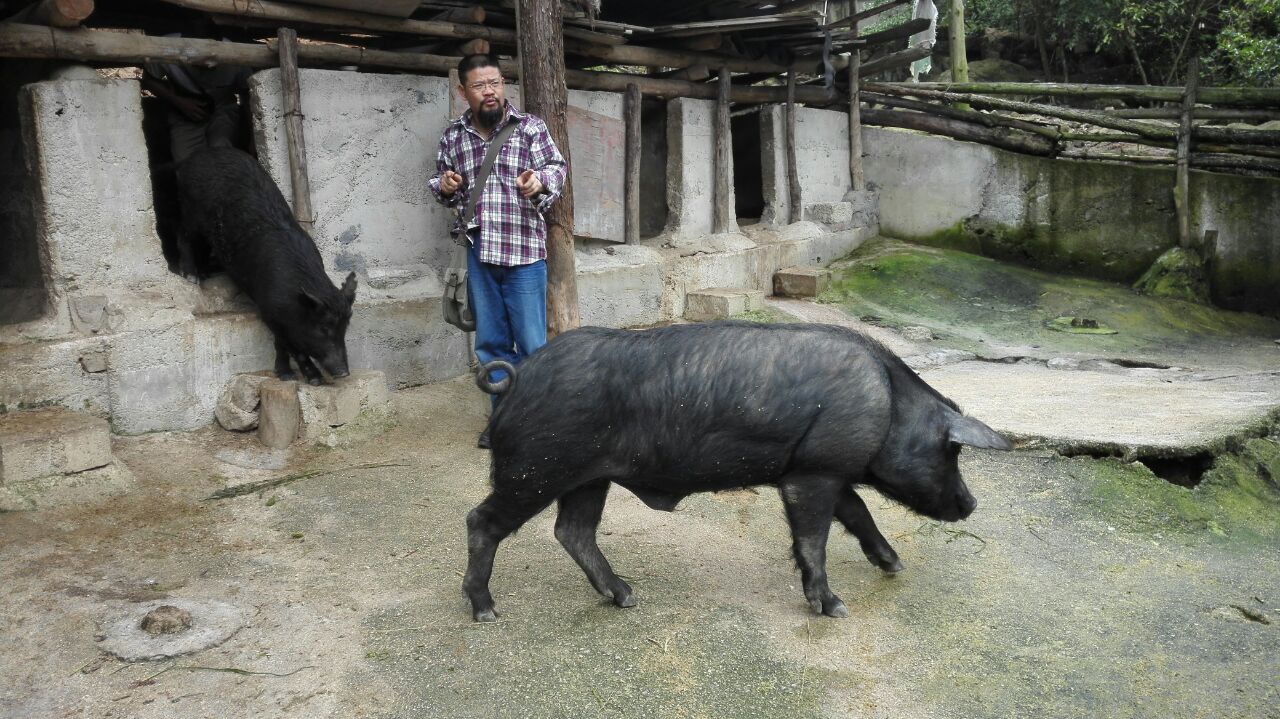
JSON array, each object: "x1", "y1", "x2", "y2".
[{"x1": 475, "y1": 360, "x2": 516, "y2": 395}]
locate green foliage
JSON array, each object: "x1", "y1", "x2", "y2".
[
  {"x1": 1206, "y1": 0, "x2": 1280, "y2": 86},
  {"x1": 960, "y1": 0, "x2": 1277, "y2": 86}
]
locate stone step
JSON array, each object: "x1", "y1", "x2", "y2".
[
  {"x1": 684, "y1": 288, "x2": 766, "y2": 322},
  {"x1": 0, "y1": 407, "x2": 112, "y2": 485},
  {"x1": 773, "y1": 265, "x2": 832, "y2": 298}
]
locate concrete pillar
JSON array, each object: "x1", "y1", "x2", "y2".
[{"x1": 665, "y1": 97, "x2": 736, "y2": 239}]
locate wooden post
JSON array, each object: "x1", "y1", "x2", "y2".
[
  {"x1": 624, "y1": 82, "x2": 641, "y2": 245},
  {"x1": 785, "y1": 69, "x2": 802, "y2": 223},
  {"x1": 949, "y1": 0, "x2": 968, "y2": 83},
  {"x1": 713, "y1": 68, "x2": 733, "y2": 234},
  {"x1": 848, "y1": 0, "x2": 865, "y2": 191},
  {"x1": 277, "y1": 28, "x2": 314, "y2": 234},
  {"x1": 1176, "y1": 58, "x2": 1199, "y2": 250},
  {"x1": 517, "y1": 0, "x2": 579, "y2": 335}
]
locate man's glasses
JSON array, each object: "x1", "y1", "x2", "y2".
[{"x1": 467, "y1": 79, "x2": 504, "y2": 92}]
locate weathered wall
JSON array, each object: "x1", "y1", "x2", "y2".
[
  {"x1": 761, "y1": 105, "x2": 852, "y2": 225},
  {"x1": 865, "y1": 126, "x2": 1280, "y2": 316}
]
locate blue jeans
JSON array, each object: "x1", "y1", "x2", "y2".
[{"x1": 467, "y1": 244, "x2": 547, "y2": 403}]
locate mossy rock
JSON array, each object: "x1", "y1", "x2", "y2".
[{"x1": 1133, "y1": 247, "x2": 1211, "y2": 304}]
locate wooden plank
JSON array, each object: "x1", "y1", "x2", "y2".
[
  {"x1": 651, "y1": 13, "x2": 823, "y2": 38},
  {"x1": 156, "y1": 0, "x2": 515, "y2": 42},
  {"x1": 713, "y1": 68, "x2": 733, "y2": 233},
  {"x1": 277, "y1": 27, "x2": 314, "y2": 233},
  {"x1": 786, "y1": 69, "x2": 802, "y2": 222},
  {"x1": 624, "y1": 83, "x2": 641, "y2": 245},
  {"x1": 861, "y1": 108, "x2": 1055, "y2": 155},
  {"x1": 1176, "y1": 58, "x2": 1199, "y2": 250},
  {"x1": 858, "y1": 46, "x2": 931, "y2": 77}
]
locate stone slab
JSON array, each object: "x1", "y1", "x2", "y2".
[
  {"x1": 297, "y1": 369, "x2": 390, "y2": 442},
  {"x1": 0, "y1": 408, "x2": 111, "y2": 485},
  {"x1": 0, "y1": 461, "x2": 133, "y2": 511},
  {"x1": 684, "y1": 288, "x2": 766, "y2": 321},
  {"x1": 772, "y1": 266, "x2": 832, "y2": 298}
]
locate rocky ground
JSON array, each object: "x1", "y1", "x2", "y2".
[{"x1": 2, "y1": 238, "x2": 1277, "y2": 719}]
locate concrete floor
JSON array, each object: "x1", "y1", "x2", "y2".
[{"x1": 3, "y1": 244, "x2": 1279, "y2": 719}]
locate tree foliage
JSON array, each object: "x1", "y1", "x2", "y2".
[{"x1": 960, "y1": 0, "x2": 1278, "y2": 86}]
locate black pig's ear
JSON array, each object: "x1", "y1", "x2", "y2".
[
  {"x1": 299, "y1": 289, "x2": 324, "y2": 310},
  {"x1": 341, "y1": 272, "x2": 357, "y2": 305},
  {"x1": 947, "y1": 414, "x2": 1013, "y2": 450}
]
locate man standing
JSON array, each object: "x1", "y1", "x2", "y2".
[{"x1": 428, "y1": 55, "x2": 568, "y2": 449}]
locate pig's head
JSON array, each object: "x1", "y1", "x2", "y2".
[
  {"x1": 866, "y1": 397, "x2": 1011, "y2": 522},
  {"x1": 292, "y1": 272, "x2": 357, "y2": 380}
]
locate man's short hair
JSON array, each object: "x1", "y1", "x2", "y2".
[{"x1": 458, "y1": 54, "x2": 501, "y2": 84}]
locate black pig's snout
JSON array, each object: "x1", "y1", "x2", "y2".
[{"x1": 956, "y1": 490, "x2": 977, "y2": 518}]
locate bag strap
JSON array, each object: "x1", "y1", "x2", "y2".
[{"x1": 462, "y1": 120, "x2": 520, "y2": 227}]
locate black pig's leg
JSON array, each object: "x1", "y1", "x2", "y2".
[
  {"x1": 554, "y1": 481, "x2": 635, "y2": 608},
  {"x1": 272, "y1": 336, "x2": 297, "y2": 381},
  {"x1": 778, "y1": 474, "x2": 847, "y2": 618},
  {"x1": 464, "y1": 492, "x2": 554, "y2": 622},
  {"x1": 294, "y1": 355, "x2": 323, "y2": 386},
  {"x1": 834, "y1": 489, "x2": 903, "y2": 573}
]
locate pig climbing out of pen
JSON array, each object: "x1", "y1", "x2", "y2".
[
  {"x1": 174, "y1": 147, "x2": 356, "y2": 385},
  {"x1": 464, "y1": 322, "x2": 1013, "y2": 622}
]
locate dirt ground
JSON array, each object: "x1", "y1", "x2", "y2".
[{"x1": 2, "y1": 242, "x2": 1278, "y2": 719}]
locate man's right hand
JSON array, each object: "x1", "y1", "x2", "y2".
[{"x1": 440, "y1": 170, "x2": 464, "y2": 196}]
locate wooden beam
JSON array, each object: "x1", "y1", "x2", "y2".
[
  {"x1": 949, "y1": 0, "x2": 969, "y2": 84},
  {"x1": 861, "y1": 108, "x2": 1055, "y2": 155},
  {"x1": 277, "y1": 28, "x2": 314, "y2": 233},
  {"x1": 1176, "y1": 58, "x2": 1199, "y2": 250},
  {"x1": 154, "y1": 0, "x2": 513, "y2": 42},
  {"x1": 1107, "y1": 107, "x2": 1280, "y2": 122},
  {"x1": 428, "y1": 5, "x2": 485, "y2": 25},
  {"x1": 518, "y1": 0, "x2": 580, "y2": 335},
  {"x1": 858, "y1": 46, "x2": 932, "y2": 78},
  {"x1": 786, "y1": 68, "x2": 802, "y2": 222},
  {"x1": 826, "y1": 0, "x2": 910, "y2": 30},
  {"x1": 4, "y1": 0, "x2": 92, "y2": 27},
  {"x1": 624, "y1": 82, "x2": 641, "y2": 245},
  {"x1": 0, "y1": 24, "x2": 833, "y2": 104},
  {"x1": 898, "y1": 82, "x2": 1280, "y2": 108},
  {"x1": 713, "y1": 68, "x2": 733, "y2": 234}
]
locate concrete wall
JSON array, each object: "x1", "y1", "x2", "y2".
[
  {"x1": 761, "y1": 105, "x2": 851, "y2": 225},
  {"x1": 665, "y1": 97, "x2": 736, "y2": 238},
  {"x1": 865, "y1": 126, "x2": 1280, "y2": 316}
]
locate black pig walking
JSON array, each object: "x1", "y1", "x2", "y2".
[
  {"x1": 464, "y1": 322, "x2": 1013, "y2": 621},
  {"x1": 174, "y1": 147, "x2": 356, "y2": 384}
]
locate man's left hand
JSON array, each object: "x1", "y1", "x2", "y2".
[{"x1": 516, "y1": 169, "x2": 543, "y2": 198}]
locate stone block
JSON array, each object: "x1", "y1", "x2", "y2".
[
  {"x1": 805, "y1": 202, "x2": 854, "y2": 229},
  {"x1": 297, "y1": 370, "x2": 390, "y2": 441},
  {"x1": 772, "y1": 266, "x2": 832, "y2": 298},
  {"x1": 0, "y1": 408, "x2": 111, "y2": 484},
  {"x1": 684, "y1": 288, "x2": 766, "y2": 321}
]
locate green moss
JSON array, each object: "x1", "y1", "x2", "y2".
[
  {"x1": 822, "y1": 239, "x2": 1280, "y2": 357},
  {"x1": 733, "y1": 308, "x2": 790, "y2": 324},
  {"x1": 1079, "y1": 435, "x2": 1280, "y2": 542},
  {"x1": 1133, "y1": 248, "x2": 1211, "y2": 304}
]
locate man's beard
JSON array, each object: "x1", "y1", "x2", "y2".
[{"x1": 476, "y1": 104, "x2": 503, "y2": 129}]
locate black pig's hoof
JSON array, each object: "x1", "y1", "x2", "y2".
[
  {"x1": 880, "y1": 558, "x2": 904, "y2": 574},
  {"x1": 277, "y1": 370, "x2": 297, "y2": 381},
  {"x1": 823, "y1": 599, "x2": 848, "y2": 618},
  {"x1": 308, "y1": 377, "x2": 322, "y2": 386},
  {"x1": 613, "y1": 590, "x2": 636, "y2": 609},
  {"x1": 473, "y1": 608, "x2": 499, "y2": 622}
]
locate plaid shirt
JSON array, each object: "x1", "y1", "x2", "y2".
[{"x1": 428, "y1": 102, "x2": 567, "y2": 267}]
